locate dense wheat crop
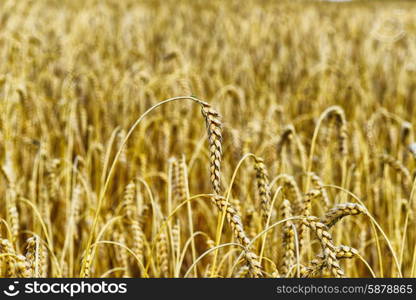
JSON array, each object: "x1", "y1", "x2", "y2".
[{"x1": 1, "y1": 0, "x2": 416, "y2": 278}]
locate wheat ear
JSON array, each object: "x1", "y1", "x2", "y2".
[
  {"x1": 301, "y1": 245, "x2": 358, "y2": 277},
  {"x1": 321, "y1": 106, "x2": 348, "y2": 157},
  {"x1": 280, "y1": 199, "x2": 295, "y2": 276},
  {"x1": 0, "y1": 239, "x2": 15, "y2": 277},
  {"x1": 274, "y1": 174, "x2": 302, "y2": 214},
  {"x1": 15, "y1": 254, "x2": 31, "y2": 278},
  {"x1": 254, "y1": 156, "x2": 271, "y2": 224},
  {"x1": 302, "y1": 216, "x2": 344, "y2": 278},
  {"x1": 156, "y1": 230, "x2": 169, "y2": 277},
  {"x1": 200, "y1": 101, "x2": 222, "y2": 195},
  {"x1": 321, "y1": 203, "x2": 367, "y2": 228},
  {"x1": 309, "y1": 172, "x2": 330, "y2": 210},
  {"x1": 380, "y1": 153, "x2": 411, "y2": 188},
  {"x1": 26, "y1": 236, "x2": 41, "y2": 277}
]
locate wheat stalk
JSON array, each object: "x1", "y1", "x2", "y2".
[{"x1": 6, "y1": 185, "x2": 19, "y2": 243}]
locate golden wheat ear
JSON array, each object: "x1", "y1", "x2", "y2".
[
  {"x1": 280, "y1": 199, "x2": 295, "y2": 277},
  {"x1": 200, "y1": 101, "x2": 223, "y2": 195},
  {"x1": 321, "y1": 203, "x2": 367, "y2": 228},
  {"x1": 302, "y1": 216, "x2": 344, "y2": 278},
  {"x1": 254, "y1": 156, "x2": 271, "y2": 225}
]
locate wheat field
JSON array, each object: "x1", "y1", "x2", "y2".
[{"x1": 0, "y1": 0, "x2": 416, "y2": 278}]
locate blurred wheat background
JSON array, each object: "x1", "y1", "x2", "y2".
[{"x1": 1, "y1": 0, "x2": 416, "y2": 278}]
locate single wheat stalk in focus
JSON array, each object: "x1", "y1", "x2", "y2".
[
  {"x1": 200, "y1": 101, "x2": 222, "y2": 195},
  {"x1": 280, "y1": 199, "x2": 295, "y2": 276},
  {"x1": 201, "y1": 101, "x2": 261, "y2": 277}
]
